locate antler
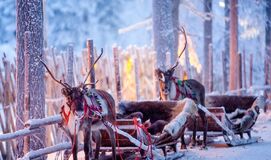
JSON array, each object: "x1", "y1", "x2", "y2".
[
  {"x1": 170, "y1": 26, "x2": 187, "y2": 70},
  {"x1": 83, "y1": 48, "x2": 104, "y2": 84},
  {"x1": 39, "y1": 58, "x2": 72, "y2": 89}
]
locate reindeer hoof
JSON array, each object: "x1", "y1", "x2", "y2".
[
  {"x1": 200, "y1": 145, "x2": 207, "y2": 150},
  {"x1": 189, "y1": 142, "x2": 196, "y2": 148},
  {"x1": 180, "y1": 144, "x2": 187, "y2": 150}
]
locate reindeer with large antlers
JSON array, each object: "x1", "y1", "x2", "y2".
[
  {"x1": 41, "y1": 50, "x2": 116, "y2": 160},
  {"x1": 155, "y1": 27, "x2": 207, "y2": 148}
]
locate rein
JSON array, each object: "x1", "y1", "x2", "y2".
[{"x1": 133, "y1": 118, "x2": 153, "y2": 160}]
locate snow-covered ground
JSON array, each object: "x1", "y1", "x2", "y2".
[
  {"x1": 183, "y1": 112, "x2": 271, "y2": 160},
  {"x1": 47, "y1": 111, "x2": 271, "y2": 160}
]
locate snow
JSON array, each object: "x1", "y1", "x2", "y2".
[
  {"x1": 46, "y1": 112, "x2": 271, "y2": 160},
  {"x1": 182, "y1": 112, "x2": 271, "y2": 160}
]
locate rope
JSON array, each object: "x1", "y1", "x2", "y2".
[
  {"x1": 113, "y1": 124, "x2": 123, "y2": 160},
  {"x1": 133, "y1": 118, "x2": 153, "y2": 160}
]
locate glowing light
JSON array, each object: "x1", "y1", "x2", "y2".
[
  {"x1": 219, "y1": 1, "x2": 225, "y2": 8},
  {"x1": 178, "y1": 34, "x2": 202, "y2": 73}
]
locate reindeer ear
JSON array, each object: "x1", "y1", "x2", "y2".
[
  {"x1": 155, "y1": 69, "x2": 165, "y2": 81},
  {"x1": 155, "y1": 69, "x2": 162, "y2": 77}
]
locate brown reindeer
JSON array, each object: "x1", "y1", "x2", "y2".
[
  {"x1": 41, "y1": 50, "x2": 116, "y2": 160},
  {"x1": 155, "y1": 27, "x2": 207, "y2": 148}
]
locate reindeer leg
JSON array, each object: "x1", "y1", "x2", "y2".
[
  {"x1": 181, "y1": 135, "x2": 187, "y2": 149},
  {"x1": 92, "y1": 130, "x2": 101, "y2": 160},
  {"x1": 71, "y1": 134, "x2": 78, "y2": 160},
  {"x1": 105, "y1": 125, "x2": 116, "y2": 160},
  {"x1": 247, "y1": 131, "x2": 252, "y2": 139},
  {"x1": 190, "y1": 117, "x2": 197, "y2": 147},
  {"x1": 199, "y1": 111, "x2": 207, "y2": 149},
  {"x1": 84, "y1": 118, "x2": 92, "y2": 160},
  {"x1": 63, "y1": 149, "x2": 72, "y2": 160}
]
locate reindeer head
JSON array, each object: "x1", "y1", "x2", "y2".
[
  {"x1": 40, "y1": 49, "x2": 103, "y2": 112},
  {"x1": 155, "y1": 27, "x2": 187, "y2": 100},
  {"x1": 155, "y1": 68, "x2": 175, "y2": 100}
]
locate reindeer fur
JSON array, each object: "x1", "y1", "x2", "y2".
[{"x1": 118, "y1": 98, "x2": 198, "y2": 151}]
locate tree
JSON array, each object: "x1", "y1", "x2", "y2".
[
  {"x1": 203, "y1": 0, "x2": 212, "y2": 92},
  {"x1": 224, "y1": 0, "x2": 230, "y2": 91},
  {"x1": 265, "y1": 0, "x2": 271, "y2": 85},
  {"x1": 229, "y1": 0, "x2": 238, "y2": 90},
  {"x1": 94, "y1": 0, "x2": 123, "y2": 46},
  {"x1": 16, "y1": 0, "x2": 45, "y2": 158},
  {"x1": 152, "y1": 0, "x2": 179, "y2": 70}
]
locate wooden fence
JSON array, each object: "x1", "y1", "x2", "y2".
[{"x1": 0, "y1": 41, "x2": 271, "y2": 159}]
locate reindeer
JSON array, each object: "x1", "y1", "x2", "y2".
[
  {"x1": 155, "y1": 27, "x2": 207, "y2": 148},
  {"x1": 118, "y1": 98, "x2": 198, "y2": 156},
  {"x1": 40, "y1": 50, "x2": 116, "y2": 160}
]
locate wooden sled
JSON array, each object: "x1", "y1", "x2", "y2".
[
  {"x1": 187, "y1": 106, "x2": 261, "y2": 147},
  {"x1": 99, "y1": 119, "x2": 138, "y2": 151}
]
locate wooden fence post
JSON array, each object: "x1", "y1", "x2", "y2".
[
  {"x1": 237, "y1": 53, "x2": 242, "y2": 95},
  {"x1": 242, "y1": 49, "x2": 247, "y2": 88},
  {"x1": 87, "y1": 40, "x2": 95, "y2": 89},
  {"x1": 113, "y1": 47, "x2": 122, "y2": 102},
  {"x1": 222, "y1": 51, "x2": 227, "y2": 92},
  {"x1": 208, "y1": 44, "x2": 213, "y2": 92},
  {"x1": 67, "y1": 43, "x2": 74, "y2": 86},
  {"x1": 134, "y1": 57, "x2": 140, "y2": 100},
  {"x1": 185, "y1": 48, "x2": 191, "y2": 79},
  {"x1": 249, "y1": 54, "x2": 253, "y2": 87}
]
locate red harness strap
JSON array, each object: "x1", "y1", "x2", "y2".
[
  {"x1": 61, "y1": 105, "x2": 71, "y2": 125},
  {"x1": 172, "y1": 78, "x2": 182, "y2": 100},
  {"x1": 133, "y1": 118, "x2": 153, "y2": 160}
]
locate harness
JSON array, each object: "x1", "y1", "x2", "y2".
[
  {"x1": 60, "y1": 92, "x2": 103, "y2": 126},
  {"x1": 171, "y1": 77, "x2": 195, "y2": 101}
]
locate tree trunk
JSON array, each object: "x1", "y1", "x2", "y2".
[
  {"x1": 152, "y1": 0, "x2": 179, "y2": 70},
  {"x1": 229, "y1": 0, "x2": 238, "y2": 90},
  {"x1": 113, "y1": 47, "x2": 122, "y2": 103},
  {"x1": 265, "y1": 0, "x2": 271, "y2": 85},
  {"x1": 203, "y1": 0, "x2": 212, "y2": 92},
  {"x1": 224, "y1": 0, "x2": 230, "y2": 91},
  {"x1": 16, "y1": 0, "x2": 44, "y2": 158},
  {"x1": 67, "y1": 43, "x2": 74, "y2": 86},
  {"x1": 171, "y1": 0, "x2": 180, "y2": 76},
  {"x1": 87, "y1": 40, "x2": 95, "y2": 88}
]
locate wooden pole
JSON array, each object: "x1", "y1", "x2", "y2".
[
  {"x1": 0, "y1": 62, "x2": 8, "y2": 158},
  {"x1": 249, "y1": 54, "x2": 253, "y2": 87},
  {"x1": 237, "y1": 53, "x2": 242, "y2": 95},
  {"x1": 87, "y1": 40, "x2": 95, "y2": 88},
  {"x1": 134, "y1": 57, "x2": 140, "y2": 100},
  {"x1": 185, "y1": 48, "x2": 191, "y2": 79},
  {"x1": 229, "y1": 0, "x2": 238, "y2": 90},
  {"x1": 242, "y1": 49, "x2": 247, "y2": 88},
  {"x1": 208, "y1": 44, "x2": 213, "y2": 92},
  {"x1": 222, "y1": 51, "x2": 227, "y2": 92},
  {"x1": 113, "y1": 47, "x2": 122, "y2": 102}
]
